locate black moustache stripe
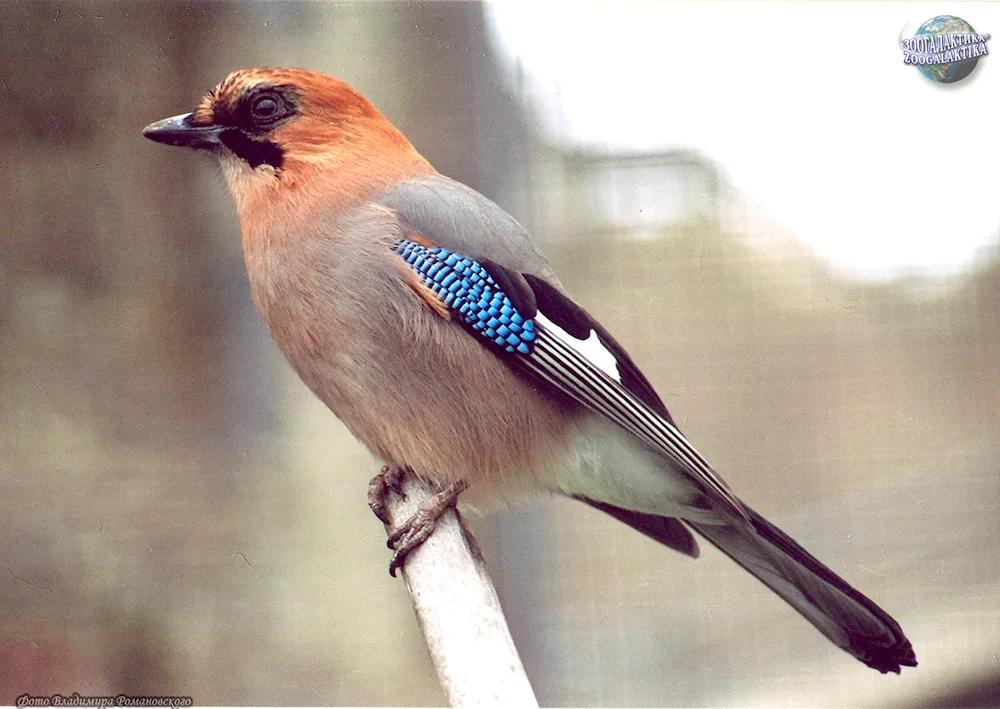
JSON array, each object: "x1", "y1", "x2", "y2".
[{"x1": 219, "y1": 128, "x2": 284, "y2": 169}]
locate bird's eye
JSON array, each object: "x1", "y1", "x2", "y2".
[{"x1": 250, "y1": 93, "x2": 282, "y2": 121}]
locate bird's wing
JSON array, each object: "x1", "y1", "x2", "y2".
[
  {"x1": 389, "y1": 234, "x2": 748, "y2": 523},
  {"x1": 378, "y1": 175, "x2": 678, "y2": 425}
]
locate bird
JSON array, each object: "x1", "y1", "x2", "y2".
[{"x1": 143, "y1": 67, "x2": 917, "y2": 674}]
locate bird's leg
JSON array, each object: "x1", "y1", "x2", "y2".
[
  {"x1": 367, "y1": 464, "x2": 408, "y2": 525},
  {"x1": 384, "y1": 478, "x2": 469, "y2": 577}
]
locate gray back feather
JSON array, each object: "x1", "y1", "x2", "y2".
[{"x1": 377, "y1": 175, "x2": 560, "y2": 286}]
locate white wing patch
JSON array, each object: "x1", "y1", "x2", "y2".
[{"x1": 534, "y1": 312, "x2": 621, "y2": 383}]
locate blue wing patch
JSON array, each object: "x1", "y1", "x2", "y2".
[{"x1": 394, "y1": 240, "x2": 537, "y2": 354}]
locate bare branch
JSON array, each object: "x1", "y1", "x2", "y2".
[{"x1": 377, "y1": 472, "x2": 538, "y2": 707}]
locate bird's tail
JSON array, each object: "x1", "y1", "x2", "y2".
[{"x1": 688, "y1": 506, "x2": 917, "y2": 673}]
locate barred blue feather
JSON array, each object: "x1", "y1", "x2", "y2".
[{"x1": 394, "y1": 240, "x2": 537, "y2": 354}]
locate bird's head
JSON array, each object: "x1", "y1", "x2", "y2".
[{"x1": 143, "y1": 68, "x2": 433, "y2": 218}]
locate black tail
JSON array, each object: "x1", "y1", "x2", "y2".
[{"x1": 689, "y1": 506, "x2": 916, "y2": 673}]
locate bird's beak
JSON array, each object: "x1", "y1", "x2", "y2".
[{"x1": 142, "y1": 112, "x2": 224, "y2": 150}]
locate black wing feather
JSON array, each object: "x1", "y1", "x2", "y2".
[
  {"x1": 523, "y1": 273, "x2": 674, "y2": 424},
  {"x1": 482, "y1": 261, "x2": 537, "y2": 321}
]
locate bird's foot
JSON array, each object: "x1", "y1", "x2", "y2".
[
  {"x1": 384, "y1": 479, "x2": 469, "y2": 577},
  {"x1": 367, "y1": 464, "x2": 408, "y2": 525}
]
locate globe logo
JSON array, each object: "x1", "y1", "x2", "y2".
[{"x1": 900, "y1": 15, "x2": 990, "y2": 84}]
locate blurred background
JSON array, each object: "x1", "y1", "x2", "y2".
[{"x1": 2, "y1": 1, "x2": 998, "y2": 706}]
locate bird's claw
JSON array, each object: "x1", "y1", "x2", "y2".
[
  {"x1": 368, "y1": 465, "x2": 408, "y2": 525},
  {"x1": 385, "y1": 480, "x2": 469, "y2": 577}
]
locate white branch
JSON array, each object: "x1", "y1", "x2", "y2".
[{"x1": 379, "y1": 473, "x2": 539, "y2": 707}]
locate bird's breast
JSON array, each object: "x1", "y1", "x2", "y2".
[{"x1": 241, "y1": 207, "x2": 579, "y2": 499}]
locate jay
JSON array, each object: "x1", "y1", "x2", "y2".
[{"x1": 143, "y1": 67, "x2": 916, "y2": 674}]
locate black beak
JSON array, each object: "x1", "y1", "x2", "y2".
[{"x1": 142, "y1": 112, "x2": 223, "y2": 150}]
